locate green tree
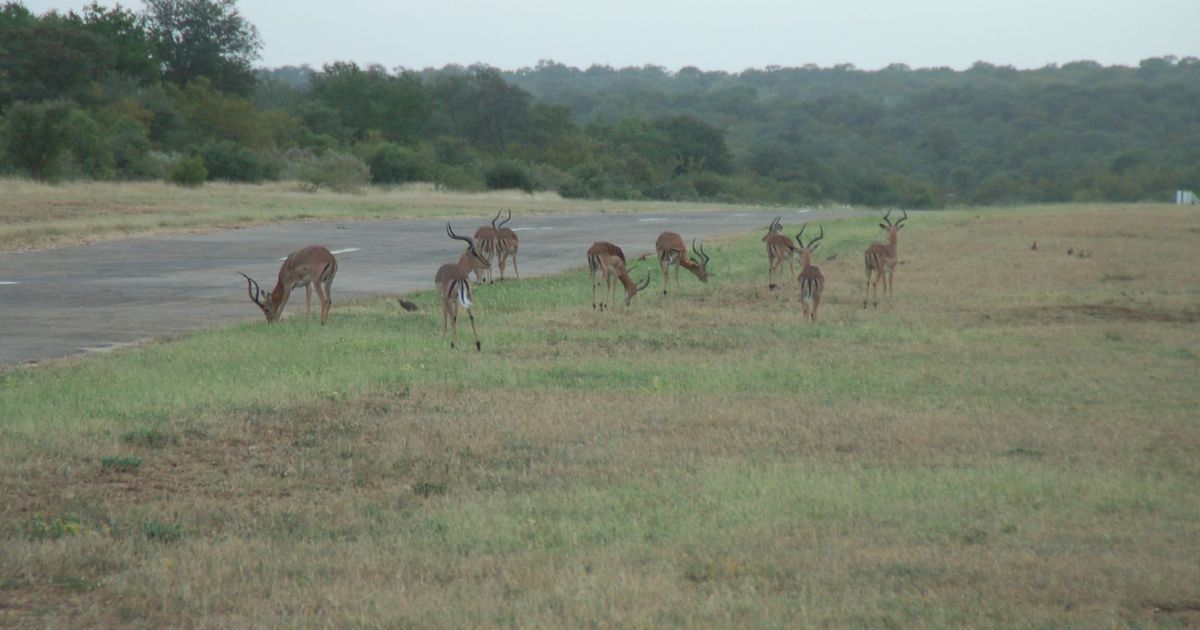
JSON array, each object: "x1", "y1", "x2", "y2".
[
  {"x1": 308, "y1": 62, "x2": 431, "y2": 143},
  {"x1": 1, "y1": 99, "x2": 78, "y2": 179},
  {"x1": 144, "y1": 0, "x2": 261, "y2": 95}
]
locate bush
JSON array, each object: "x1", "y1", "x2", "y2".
[
  {"x1": 362, "y1": 142, "x2": 429, "y2": 184},
  {"x1": 199, "y1": 140, "x2": 272, "y2": 183},
  {"x1": 485, "y1": 162, "x2": 535, "y2": 193},
  {"x1": 297, "y1": 152, "x2": 370, "y2": 193},
  {"x1": 169, "y1": 156, "x2": 208, "y2": 187},
  {"x1": 1, "y1": 100, "x2": 78, "y2": 180}
]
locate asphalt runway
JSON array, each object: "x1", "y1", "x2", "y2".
[{"x1": 0, "y1": 207, "x2": 854, "y2": 366}]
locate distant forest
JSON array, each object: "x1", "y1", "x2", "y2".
[{"x1": 3, "y1": 0, "x2": 1199, "y2": 207}]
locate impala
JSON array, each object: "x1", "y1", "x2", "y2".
[
  {"x1": 495, "y1": 209, "x2": 520, "y2": 280},
  {"x1": 436, "y1": 223, "x2": 488, "y2": 350},
  {"x1": 763, "y1": 215, "x2": 797, "y2": 290},
  {"x1": 655, "y1": 232, "x2": 710, "y2": 294},
  {"x1": 795, "y1": 224, "x2": 825, "y2": 323},
  {"x1": 240, "y1": 245, "x2": 337, "y2": 324},
  {"x1": 473, "y1": 211, "x2": 502, "y2": 284},
  {"x1": 863, "y1": 208, "x2": 907, "y2": 308},
  {"x1": 587, "y1": 241, "x2": 651, "y2": 310}
]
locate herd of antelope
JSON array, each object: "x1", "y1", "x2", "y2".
[{"x1": 238, "y1": 209, "x2": 909, "y2": 350}]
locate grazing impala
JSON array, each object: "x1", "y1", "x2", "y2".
[
  {"x1": 587, "y1": 241, "x2": 651, "y2": 310},
  {"x1": 863, "y1": 208, "x2": 907, "y2": 308},
  {"x1": 763, "y1": 215, "x2": 797, "y2": 290},
  {"x1": 436, "y1": 223, "x2": 488, "y2": 351},
  {"x1": 655, "y1": 232, "x2": 710, "y2": 295},
  {"x1": 495, "y1": 210, "x2": 520, "y2": 280},
  {"x1": 795, "y1": 224, "x2": 825, "y2": 323},
  {"x1": 240, "y1": 245, "x2": 337, "y2": 324},
  {"x1": 473, "y1": 211, "x2": 502, "y2": 284}
]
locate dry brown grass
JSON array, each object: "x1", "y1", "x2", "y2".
[{"x1": 1, "y1": 203, "x2": 1198, "y2": 627}]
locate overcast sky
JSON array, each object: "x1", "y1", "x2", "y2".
[{"x1": 20, "y1": 0, "x2": 1200, "y2": 72}]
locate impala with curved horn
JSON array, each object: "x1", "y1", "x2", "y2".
[
  {"x1": 587, "y1": 241, "x2": 651, "y2": 310},
  {"x1": 436, "y1": 223, "x2": 489, "y2": 350},
  {"x1": 473, "y1": 211, "x2": 502, "y2": 284},
  {"x1": 864, "y1": 208, "x2": 907, "y2": 308},
  {"x1": 655, "y1": 232, "x2": 710, "y2": 295},
  {"x1": 795, "y1": 224, "x2": 825, "y2": 323},
  {"x1": 763, "y1": 215, "x2": 797, "y2": 291},
  {"x1": 239, "y1": 245, "x2": 337, "y2": 324},
  {"x1": 495, "y1": 209, "x2": 520, "y2": 281}
]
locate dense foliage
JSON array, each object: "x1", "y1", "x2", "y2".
[{"x1": 1, "y1": 1, "x2": 1197, "y2": 206}]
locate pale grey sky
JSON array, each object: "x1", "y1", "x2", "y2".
[{"x1": 21, "y1": 0, "x2": 1200, "y2": 72}]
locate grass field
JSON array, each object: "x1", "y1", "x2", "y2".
[
  {"x1": 0, "y1": 178, "x2": 781, "y2": 253},
  {"x1": 1, "y1": 204, "x2": 1198, "y2": 627}
]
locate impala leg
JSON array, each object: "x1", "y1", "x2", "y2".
[
  {"x1": 511, "y1": 254, "x2": 519, "y2": 279},
  {"x1": 450, "y1": 306, "x2": 459, "y2": 349},
  {"x1": 863, "y1": 267, "x2": 871, "y2": 309},
  {"x1": 660, "y1": 257, "x2": 670, "y2": 295},
  {"x1": 467, "y1": 308, "x2": 481, "y2": 351},
  {"x1": 812, "y1": 292, "x2": 821, "y2": 323},
  {"x1": 311, "y1": 282, "x2": 323, "y2": 325},
  {"x1": 304, "y1": 284, "x2": 313, "y2": 319},
  {"x1": 607, "y1": 272, "x2": 617, "y2": 311},
  {"x1": 591, "y1": 267, "x2": 598, "y2": 310},
  {"x1": 318, "y1": 277, "x2": 332, "y2": 324}
]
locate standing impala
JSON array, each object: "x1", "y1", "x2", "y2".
[
  {"x1": 240, "y1": 245, "x2": 337, "y2": 324},
  {"x1": 587, "y1": 241, "x2": 651, "y2": 310},
  {"x1": 763, "y1": 215, "x2": 797, "y2": 291},
  {"x1": 655, "y1": 232, "x2": 710, "y2": 295},
  {"x1": 495, "y1": 210, "x2": 520, "y2": 280},
  {"x1": 473, "y1": 211, "x2": 502, "y2": 284},
  {"x1": 795, "y1": 224, "x2": 825, "y2": 323},
  {"x1": 863, "y1": 209, "x2": 907, "y2": 308},
  {"x1": 436, "y1": 223, "x2": 488, "y2": 351}
]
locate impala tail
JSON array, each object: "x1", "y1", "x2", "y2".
[
  {"x1": 800, "y1": 277, "x2": 819, "y2": 305},
  {"x1": 453, "y1": 278, "x2": 473, "y2": 308}
]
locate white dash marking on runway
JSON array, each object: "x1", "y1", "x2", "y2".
[
  {"x1": 637, "y1": 218, "x2": 667, "y2": 222},
  {"x1": 0, "y1": 281, "x2": 19, "y2": 285}
]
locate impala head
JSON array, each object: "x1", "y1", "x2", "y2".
[
  {"x1": 795, "y1": 223, "x2": 824, "y2": 253},
  {"x1": 689, "y1": 239, "x2": 711, "y2": 282},
  {"x1": 880, "y1": 208, "x2": 908, "y2": 238},
  {"x1": 625, "y1": 272, "x2": 653, "y2": 306},
  {"x1": 448, "y1": 223, "x2": 490, "y2": 270},
  {"x1": 239, "y1": 272, "x2": 279, "y2": 323},
  {"x1": 761, "y1": 216, "x2": 782, "y2": 241}
]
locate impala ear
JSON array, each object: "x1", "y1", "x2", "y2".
[
  {"x1": 811, "y1": 243, "x2": 820, "y2": 251},
  {"x1": 879, "y1": 223, "x2": 887, "y2": 230}
]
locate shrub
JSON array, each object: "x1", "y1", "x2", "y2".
[
  {"x1": 100, "y1": 455, "x2": 142, "y2": 472},
  {"x1": 141, "y1": 520, "x2": 183, "y2": 543},
  {"x1": 484, "y1": 162, "x2": 534, "y2": 193},
  {"x1": 1, "y1": 100, "x2": 78, "y2": 180},
  {"x1": 168, "y1": 156, "x2": 207, "y2": 187},
  {"x1": 362, "y1": 142, "x2": 429, "y2": 184},
  {"x1": 199, "y1": 140, "x2": 269, "y2": 183},
  {"x1": 297, "y1": 152, "x2": 370, "y2": 193},
  {"x1": 23, "y1": 513, "x2": 83, "y2": 540}
]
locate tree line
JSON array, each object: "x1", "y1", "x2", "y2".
[{"x1": 2, "y1": 0, "x2": 1198, "y2": 206}]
